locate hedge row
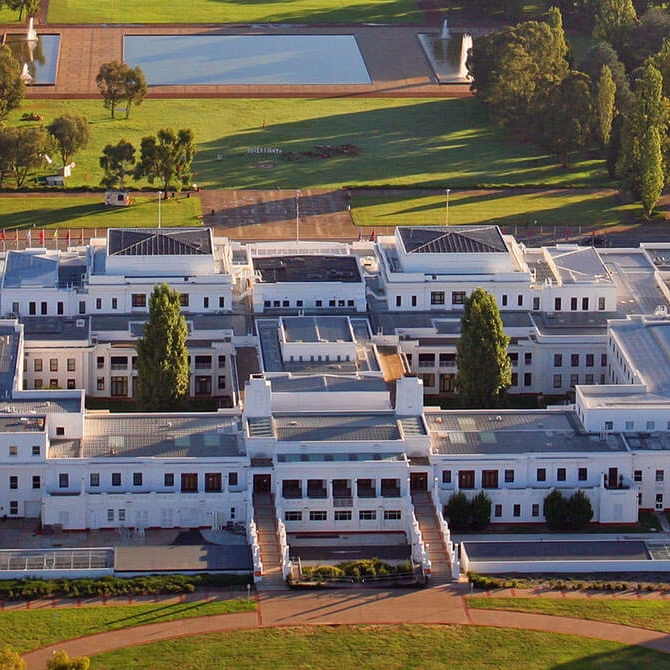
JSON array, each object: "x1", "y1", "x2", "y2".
[
  {"x1": 0, "y1": 573, "x2": 252, "y2": 601},
  {"x1": 467, "y1": 572, "x2": 670, "y2": 592},
  {"x1": 302, "y1": 559, "x2": 413, "y2": 581}
]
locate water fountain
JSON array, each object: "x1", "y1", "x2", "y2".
[{"x1": 418, "y1": 17, "x2": 474, "y2": 84}]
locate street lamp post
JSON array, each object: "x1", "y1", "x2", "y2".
[
  {"x1": 445, "y1": 188, "x2": 451, "y2": 226},
  {"x1": 296, "y1": 189, "x2": 300, "y2": 242},
  {"x1": 158, "y1": 191, "x2": 163, "y2": 228}
]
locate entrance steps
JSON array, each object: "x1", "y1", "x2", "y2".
[
  {"x1": 411, "y1": 490, "x2": 453, "y2": 586},
  {"x1": 253, "y1": 493, "x2": 286, "y2": 590}
]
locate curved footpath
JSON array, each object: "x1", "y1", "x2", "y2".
[{"x1": 21, "y1": 585, "x2": 670, "y2": 668}]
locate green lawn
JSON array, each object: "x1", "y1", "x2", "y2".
[
  {"x1": 468, "y1": 598, "x2": 670, "y2": 634},
  {"x1": 0, "y1": 599, "x2": 254, "y2": 654},
  {"x1": 46, "y1": 0, "x2": 424, "y2": 24},
  {"x1": 0, "y1": 194, "x2": 202, "y2": 231},
  {"x1": 7, "y1": 98, "x2": 614, "y2": 192},
  {"x1": 90, "y1": 624, "x2": 668, "y2": 669},
  {"x1": 350, "y1": 189, "x2": 638, "y2": 230}
]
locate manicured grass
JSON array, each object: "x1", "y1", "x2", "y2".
[
  {"x1": 7, "y1": 98, "x2": 614, "y2": 192},
  {"x1": 350, "y1": 189, "x2": 638, "y2": 230},
  {"x1": 0, "y1": 194, "x2": 202, "y2": 231},
  {"x1": 90, "y1": 624, "x2": 668, "y2": 669},
  {"x1": 468, "y1": 598, "x2": 670, "y2": 634},
  {"x1": 0, "y1": 599, "x2": 254, "y2": 654},
  {"x1": 46, "y1": 0, "x2": 423, "y2": 25}
]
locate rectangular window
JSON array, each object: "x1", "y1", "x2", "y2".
[
  {"x1": 219, "y1": 296, "x2": 225, "y2": 309},
  {"x1": 111, "y1": 298, "x2": 118, "y2": 310},
  {"x1": 218, "y1": 376, "x2": 226, "y2": 390},
  {"x1": 442, "y1": 470, "x2": 452, "y2": 484},
  {"x1": 218, "y1": 355, "x2": 226, "y2": 368},
  {"x1": 598, "y1": 297, "x2": 606, "y2": 310},
  {"x1": 458, "y1": 470, "x2": 475, "y2": 489},
  {"x1": 132, "y1": 472, "x2": 143, "y2": 487},
  {"x1": 34, "y1": 359, "x2": 42, "y2": 372},
  {"x1": 359, "y1": 510, "x2": 377, "y2": 520},
  {"x1": 111, "y1": 473, "x2": 121, "y2": 487},
  {"x1": 554, "y1": 354, "x2": 562, "y2": 367},
  {"x1": 504, "y1": 469, "x2": 514, "y2": 483},
  {"x1": 585, "y1": 353, "x2": 594, "y2": 368},
  {"x1": 605, "y1": 421, "x2": 613, "y2": 430},
  {"x1": 29, "y1": 302, "x2": 36, "y2": 315},
  {"x1": 34, "y1": 380, "x2": 43, "y2": 389},
  {"x1": 50, "y1": 359, "x2": 58, "y2": 372},
  {"x1": 553, "y1": 374, "x2": 562, "y2": 389},
  {"x1": 601, "y1": 353, "x2": 608, "y2": 367},
  {"x1": 430, "y1": 291, "x2": 445, "y2": 305},
  {"x1": 511, "y1": 372, "x2": 518, "y2": 386},
  {"x1": 96, "y1": 378, "x2": 105, "y2": 391},
  {"x1": 557, "y1": 468, "x2": 566, "y2": 481},
  {"x1": 554, "y1": 297, "x2": 562, "y2": 311},
  {"x1": 118, "y1": 509, "x2": 126, "y2": 522},
  {"x1": 517, "y1": 295, "x2": 523, "y2": 306},
  {"x1": 656, "y1": 470, "x2": 664, "y2": 482},
  {"x1": 578, "y1": 467, "x2": 588, "y2": 481},
  {"x1": 582, "y1": 297, "x2": 589, "y2": 310},
  {"x1": 32, "y1": 475, "x2": 40, "y2": 489},
  {"x1": 451, "y1": 291, "x2": 466, "y2": 305},
  {"x1": 179, "y1": 294, "x2": 189, "y2": 307},
  {"x1": 310, "y1": 511, "x2": 327, "y2": 521},
  {"x1": 67, "y1": 358, "x2": 76, "y2": 372},
  {"x1": 31, "y1": 445, "x2": 40, "y2": 456},
  {"x1": 96, "y1": 298, "x2": 102, "y2": 310},
  {"x1": 384, "y1": 510, "x2": 402, "y2": 520},
  {"x1": 335, "y1": 510, "x2": 352, "y2": 521},
  {"x1": 532, "y1": 503, "x2": 540, "y2": 517},
  {"x1": 164, "y1": 473, "x2": 174, "y2": 487},
  {"x1": 131, "y1": 294, "x2": 146, "y2": 308},
  {"x1": 647, "y1": 421, "x2": 656, "y2": 431},
  {"x1": 228, "y1": 472, "x2": 238, "y2": 487},
  {"x1": 9, "y1": 476, "x2": 18, "y2": 490},
  {"x1": 205, "y1": 473, "x2": 222, "y2": 492},
  {"x1": 634, "y1": 470, "x2": 642, "y2": 482},
  {"x1": 513, "y1": 504, "x2": 521, "y2": 517},
  {"x1": 107, "y1": 509, "x2": 114, "y2": 523},
  {"x1": 533, "y1": 296, "x2": 540, "y2": 310},
  {"x1": 57, "y1": 302, "x2": 64, "y2": 315},
  {"x1": 96, "y1": 356, "x2": 104, "y2": 369},
  {"x1": 571, "y1": 354, "x2": 579, "y2": 367},
  {"x1": 181, "y1": 473, "x2": 198, "y2": 492},
  {"x1": 203, "y1": 297, "x2": 209, "y2": 309},
  {"x1": 111, "y1": 376, "x2": 128, "y2": 397},
  {"x1": 494, "y1": 504, "x2": 502, "y2": 518},
  {"x1": 195, "y1": 355, "x2": 212, "y2": 370},
  {"x1": 482, "y1": 470, "x2": 499, "y2": 489},
  {"x1": 79, "y1": 300, "x2": 86, "y2": 314},
  {"x1": 315, "y1": 300, "x2": 322, "y2": 307},
  {"x1": 585, "y1": 374, "x2": 594, "y2": 385},
  {"x1": 90, "y1": 473, "x2": 100, "y2": 487},
  {"x1": 59, "y1": 473, "x2": 69, "y2": 488},
  {"x1": 284, "y1": 511, "x2": 302, "y2": 521},
  {"x1": 524, "y1": 372, "x2": 532, "y2": 387},
  {"x1": 570, "y1": 297, "x2": 578, "y2": 311},
  {"x1": 536, "y1": 468, "x2": 546, "y2": 482},
  {"x1": 9, "y1": 446, "x2": 17, "y2": 456},
  {"x1": 524, "y1": 353, "x2": 532, "y2": 365},
  {"x1": 9, "y1": 501, "x2": 18, "y2": 516},
  {"x1": 411, "y1": 295, "x2": 417, "y2": 307},
  {"x1": 570, "y1": 373, "x2": 579, "y2": 387},
  {"x1": 502, "y1": 295, "x2": 508, "y2": 306},
  {"x1": 396, "y1": 295, "x2": 402, "y2": 307}
]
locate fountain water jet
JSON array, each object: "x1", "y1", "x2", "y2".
[{"x1": 418, "y1": 17, "x2": 474, "y2": 84}]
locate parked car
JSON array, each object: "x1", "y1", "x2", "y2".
[{"x1": 579, "y1": 235, "x2": 608, "y2": 247}]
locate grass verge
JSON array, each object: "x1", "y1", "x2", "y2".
[
  {"x1": 90, "y1": 624, "x2": 668, "y2": 669},
  {"x1": 467, "y1": 597, "x2": 670, "y2": 634},
  {"x1": 0, "y1": 599, "x2": 254, "y2": 653}
]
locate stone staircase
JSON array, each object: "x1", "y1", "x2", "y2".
[
  {"x1": 252, "y1": 493, "x2": 286, "y2": 590},
  {"x1": 411, "y1": 490, "x2": 454, "y2": 586}
]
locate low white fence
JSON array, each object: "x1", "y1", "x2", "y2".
[{"x1": 0, "y1": 548, "x2": 113, "y2": 580}]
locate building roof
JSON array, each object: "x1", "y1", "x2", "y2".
[
  {"x1": 398, "y1": 226, "x2": 507, "y2": 255},
  {"x1": 253, "y1": 255, "x2": 361, "y2": 283},
  {"x1": 268, "y1": 374, "x2": 388, "y2": 394},
  {"x1": 3, "y1": 251, "x2": 58, "y2": 289},
  {"x1": 546, "y1": 246, "x2": 612, "y2": 285},
  {"x1": 282, "y1": 316, "x2": 353, "y2": 343},
  {"x1": 22, "y1": 317, "x2": 89, "y2": 342},
  {"x1": 107, "y1": 229, "x2": 212, "y2": 257}
]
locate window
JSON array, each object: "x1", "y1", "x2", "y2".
[
  {"x1": 9, "y1": 446, "x2": 17, "y2": 456},
  {"x1": 601, "y1": 354, "x2": 608, "y2": 367},
  {"x1": 442, "y1": 470, "x2": 452, "y2": 484},
  {"x1": 310, "y1": 511, "x2": 327, "y2": 521},
  {"x1": 90, "y1": 473, "x2": 100, "y2": 487},
  {"x1": 634, "y1": 470, "x2": 642, "y2": 482},
  {"x1": 570, "y1": 297, "x2": 578, "y2": 311},
  {"x1": 335, "y1": 510, "x2": 352, "y2": 521},
  {"x1": 111, "y1": 377, "x2": 128, "y2": 397},
  {"x1": 67, "y1": 358, "x2": 76, "y2": 372},
  {"x1": 29, "y1": 302, "x2": 36, "y2": 315},
  {"x1": 285, "y1": 511, "x2": 302, "y2": 521},
  {"x1": 203, "y1": 297, "x2": 209, "y2": 309},
  {"x1": 536, "y1": 468, "x2": 546, "y2": 482},
  {"x1": 523, "y1": 372, "x2": 532, "y2": 387},
  {"x1": 605, "y1": 421, "x2": 613, "y2": 431},
  {"x1": 164, "y1": 473, "x2": 174, "y2": 487},
  {"x1": 458, "y1": 470, "x2": 475, "y2": 489},
  {"x1": 195, "y1": 355, "x2": 212, "y2": 370},
  {"x1": 79, "y1": 300, "x2": 86, "y2": 314},
  {"x1": 118, "y1": 509, "x2": 126, "y2": 522},
  {"x1": 59, "y1": 473, "x2": 69, "y2": 488},
  {"x1": 205, "y1": 473, "x2": 222, "y2": 492},
  {"x1": 532, "y1": 504, "x2": 540, "y2": 517},
  {"x1": 571, "y1": 354, "x2": 579, "y2": 367},
  {"x1": 228, "y1": 472, "x2": 238, "y2": 487},
  {"x1": 557, "y1": 468, "x2": 566, "y2": 481},
  {"x1": 181, "y1": 473, "x2": 198, "y2": 492},
  {"x1": 502, "y1": 295, "x2": 508, "y2": 306},
  {"x1": 179, "y1": 294, "x2": 189, "y2": 307},
  {"x1": 131, "y1": 294, "x2": 146, "y2": 308},
  {"x1": 518, "y1": 295, "x2": 523, "y2": 306},
  {"x1": 440, "y1": 353, "x2": 456, "y2": 367},
  {"x1": 359, "y1": 510, "x2": 377, "y2": 520},
  {"x1": 418, "y1": 353, "x2": 435, "y2": 367},
  {"x1": 482, "y1": 470, "x2": 499, "y2": 489},
  {"x1": 504, "y1": 469, "x2": 515, "y2": 483},
  {"x1": 411, "y1": 295, "x2": 417, "y2": 307},
  {"x1": 315, "y1": 300, "x2": 322, "y2": 307},
  {"x1": 219, "y1": 296, "x2": 225, "y2": 309},
  {"x1": 656, "y1": 493, "x2": 664, "y2": 510},
  {"x1": 34, "y1": 380, "x2": 43, "y2": 389},
  {"x1": 96, "y1": 378, "x2": 105, "y2": 391},
  {"x1": 49, "y1": 379, "x2": 58, "y2": 389},
  {"x1": 553, "y1": 374, "x2": 562, "y2": 389},
  {"x1": 598, "y1": 297, "x2": 606, "y2": 311},
  {"x1": 9, "y1": 501, "x2": 18, "y2": 516},
  {"x1": 96, "y1": 298, "x2": 102, "y2": 310},
  {"x1": 554, "y1": 297, "x2": 562, "y2": 311},
  {"x1": 570, "y1": 374, "x2": 579, "y2": 387},
  {"x1": 430, "y1": 291, "x2": 445, "y2": 305},
  {"x1": 451, "y1": 291, "x2": 466, "y2": 305},
  {"x1": 578, "y1": 467, "x2": 588, "y2": 481},
  {"x1": 582, "y1": 297, "x2": 589, "y2": 311},
  {"x1": 384, "y1": 510, "x2": 402, "y2": 520},
  {"x1": 513, "y1": 504, "x2": 521, "y2": 517},
  {"x1": 524, "y1": 353, "x2": 532, "y2": 365},
  {"x1": 56, "y1": 427, "x2": 65, "y2": 436},
  {"x1": 554, "y1": 354, "x2": 562, "y2": 367},
  {"x1": 511, "y1": 372, "x2": 518, "y2": 386},
  {"x1": 31, "y1": 445, "x2": 40, "y2": 456},
  {"x1": 656, "y1": 470, "x2": 664, "y2": 482},
  {"x1": 533, "y1": 297, "x2": 540, "y2": 310},
  {"x1": 297, "y1": 300, "x2": 303, "y2": 308},
  {"x1": 32, "y1": 475, "x2": 40, "y2": 489},
  {"x1": 97, "y1": 356, "x2": 104, "y2": 369},
  {"x1": 218, "y1": 355, "x2": 226, "y2": 367},
  {"x1": 195, "y1": 376, "x2": 212, "y2": 396},
  {"x1": 50, "y1": 359, "x2": 58, "y2": 372},
  {"x1": 420, "y1": 373, "x2": 435, "y2": 387},
  {"x1": 34, "y1": 359, "x2": 42, "y2": 372},
  {"x1": 67, "y1": 379, "x2": 76, "y2": 389},
  {"x1": 218, "y1": 376, "x2": 226, "y2": 390},
  {"x1": 111, "y1": 298, "x2": 118, "y2": 310},
  {"x1": 112, "y1": 473, "x2": 121, "y2": 487},
  {"x1": 132, "y1": 472, "x2": 143, "y2": 487},
  {"x1": 647, "y1": 421, "x2": 656, "y2": 431},
  {"x1": 508, "y1": 352, "x2": 518, "y2": 366},
  {"x1": 396, "y1": 296, "x2": 402, "y2": 307},
  {"x1": 57, "y1": 301, "x2": 64, "y2": 315},
  {"x1": 107, "y1": 509, "x2": 114, "y2": 522},
  {"x1": 494, "y1": 504, "x2": 503, "y2": 518},
  {"x1": 9, "y1": 476, "x2": 18, "y2": 490}
]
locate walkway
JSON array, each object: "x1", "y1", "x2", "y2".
[{"x1": 20, "y1": 585, "x2": 670, "y2": 668}]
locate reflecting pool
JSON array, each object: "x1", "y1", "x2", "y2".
[{"x1": 4, "y1": 33, "x2": 60, "y2": 85}]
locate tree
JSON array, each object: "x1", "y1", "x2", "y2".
[
  {"x1": 2, "y1": 125, "x2": 49, "y2": 187},
  {"x1": 135, "y1": 283, "x2": 190, "y2": 411},
  {"x1": 595, "y1": 64, "x2": 616, "y2": 148},
  {"x1": 99, "y1": 139, "x2": 136, "y2": 189},
  {"x1": 567, "y1": 490, "x2": 594, "y2": 529},
  {"x1": 0, "y1": 44, "x2": 25, "y2": 122},
  {"x1": 470, "y1": 491, "x2": 492, "y2": 531},
  {"x1": 639, "y1": 124, "x2": 664, "y2": 217},
  {"x1": 0, "y1": 645, "x2": 25, "y2": 670},
  {"x1": 46, "y1": 650, "x2": 90, "y2": 670},
  {"x1": 593, "y1": 0, "x2": 638, "y2": 55},
  {"x1": 536, "y1": 70, "x2": 595, "y2": 168},
  {"x1": 455, "y1": 288, "x2": 511, "y2": 408},
  {"x1": 445, "y1": 492, "x2": 471, "y2": 531},
  {"x1": 543, "y1": 489, "x2": 569, "y2": 530},
  {"x1": 134, "y1": 127, "x2": 195, "y2": 192},
  {"x1": 625, "y1": 7, "x2": 670, "y2": 72},
  {"x1": 0, "y1": 0, "x2": 40, "y2": 20},
  {"x1": 47, "y1": 113, "x2": 90, "y2": 166},
  {"x1": 95, "y1": 61, "x2": 146, "y2": 119},
  {"x1": 578, "y1": 42, "x2": 633, "y2": 113}
]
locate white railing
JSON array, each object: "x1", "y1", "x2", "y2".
[
  {"x1": 246, "y1": 484, "x2": 263, "y2": 582},
  {"x1": 406, "y1": 507, "x2": 430, "y2": 573},
  {"x1": 432, "y1": 477, "x2": 460, "y2": 579},
  {"x1": 277, "y1": 518, "x2": 290, "y2": 580}
]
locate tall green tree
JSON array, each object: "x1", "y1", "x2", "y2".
[
  {"x1": 445, "y1": 492, "x2": 471, "y2": 532},
  {"x1": 96, "y1": 61, "x2": 146, "y2": 119},
  {"x1": 47, "y1": 113, "x2": 90, "y2": 166},
  {"x1": 595, "y1": 64, "x2": 616, "y2": 148},
  {"x1": 455, "y1": 287, "x2": 511, "y2": 408},
  {"x1": 543, "y1": 489, "x2": 569, "y2": 530},
  {"x1": 593, "y1": 0, "x2": 637, "y2": 55},
  {"x1": 2, "y1": 125, "x2": 49, "y2": 187},
  {"x1": 0, "y1": 44, "x2": 25, "y2": 122},
  {"x1": 578, "y1": 41, "x2": 633, "y2": 112},
  {"x1": 99, "y1": 139, "x2": 136, "y2": 189},
  {"x1": 135, "y1": 283, "x2": 190, "y2": 411},
  {"x1": 134, "y1": 127, "x2": 195, "y2": 192},
  {"x1": 122, "y1": 65, "x2": 147, "y2": 120},
  {"x1": 470, "y1": 491, "x2": 492, "y2": 531},
  {"x1": 567, "y1": 490, "x2": 594, "y2": 529},
  {"x1": 640, "y1": 124, "x2": 664, "y2": 217}
]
